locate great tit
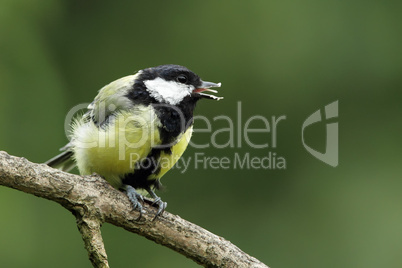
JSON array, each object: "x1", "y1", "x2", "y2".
[{"x1": 46, "y1": 64, "x2": 222, "y2": 220}]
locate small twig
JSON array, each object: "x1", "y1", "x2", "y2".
[{"x1": 0, "y1": 151, "x2": 268, "y2": 268}]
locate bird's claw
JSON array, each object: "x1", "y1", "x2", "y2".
[
  {"x1": 151, "y1": 197, "x2": 167, "y2": 221},
  {"x1": 124, "y1": 185, "x2": 145, "y2": 221},
  {"x1": 124, "y1": 185, "x2": 167, "y2": 221}
]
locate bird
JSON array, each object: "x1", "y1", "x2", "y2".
[{"x1": 45, "y1": 64, "x2": 222, "y2": 220}]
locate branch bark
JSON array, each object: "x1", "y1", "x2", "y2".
[{"x1": 0, "y1": 151, "x2": 268, "y2": 268}]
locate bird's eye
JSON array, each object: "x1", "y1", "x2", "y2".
[{"x1": 176, "y1": 74, "x2": 188, "y2": 84}]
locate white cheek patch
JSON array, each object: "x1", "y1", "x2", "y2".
[{"x1": 144, "y1": 78, "x2": 194, "y2": 105}]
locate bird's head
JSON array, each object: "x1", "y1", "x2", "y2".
[{"x1": 135, "y1": 64, "x2": 222, "y2": 105}]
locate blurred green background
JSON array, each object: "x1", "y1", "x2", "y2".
[{"x1": 1, "y1": 0, "x2": 401, "y2": 267}]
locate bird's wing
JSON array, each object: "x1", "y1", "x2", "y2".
[
  {"x1": 46, "y1": 74, "x2": 139, "y2": 172},
  {"x1": 89, "y1": 74, "x2": 138, "y2": 126}
]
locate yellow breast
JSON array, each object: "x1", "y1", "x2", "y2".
[
  {"x1": 72, "y1": 105, "x2": 192, "y2": 187},
  {"x1": 156, "y1": 126, "x2": 193, "y2": 179}
]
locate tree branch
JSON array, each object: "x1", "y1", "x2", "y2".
[
  {"x1": 0, "y1": 151, "x2": 268, "y2": 268},
  {"x1": 76, "y1": 214, "x2": 109, "y2": 267}
]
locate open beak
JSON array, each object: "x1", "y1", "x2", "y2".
[{"x1": 192, "y1": 80, "x2": 223, "y2": 100}]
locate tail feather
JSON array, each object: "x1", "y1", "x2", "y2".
[{"x1": 45, "y1": 151, "x2": 76, "y2": 172}]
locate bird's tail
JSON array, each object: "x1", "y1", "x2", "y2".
[{"x1": 45, "y1": 150, "x2": 76, "y2": 172}]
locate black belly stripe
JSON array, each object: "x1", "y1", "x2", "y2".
[
  {"x1": 122, "y1": 147, "x2": 166, "y2": 190},
  {"x1": 123, "y1": 84, "x2": 199, "y2": 189}
]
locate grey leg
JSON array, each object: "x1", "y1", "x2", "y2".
[
  {"x1": 124, "y1": 185, "x2": 145, "y2": 220},
  {"x1": 146, "y1": 188, "x2": 167, "y2": 221}
]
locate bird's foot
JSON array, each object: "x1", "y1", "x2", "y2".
[
  {"x1": 147, "y1": 189, "x2": 167, "y2": 221},
  {"x1": 124, "y1": 185, "x2": 145, "y2": 220},
  {"x1": 151, "y1": 197, "x2": 167, "y2": 221}
]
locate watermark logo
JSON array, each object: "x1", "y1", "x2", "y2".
[
  {"x1": 63, "y1": 100, "x2": 339, "y2": 171},
  {"x1": 301, "y1": 100, "x2": 338, "y2": 167}
]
